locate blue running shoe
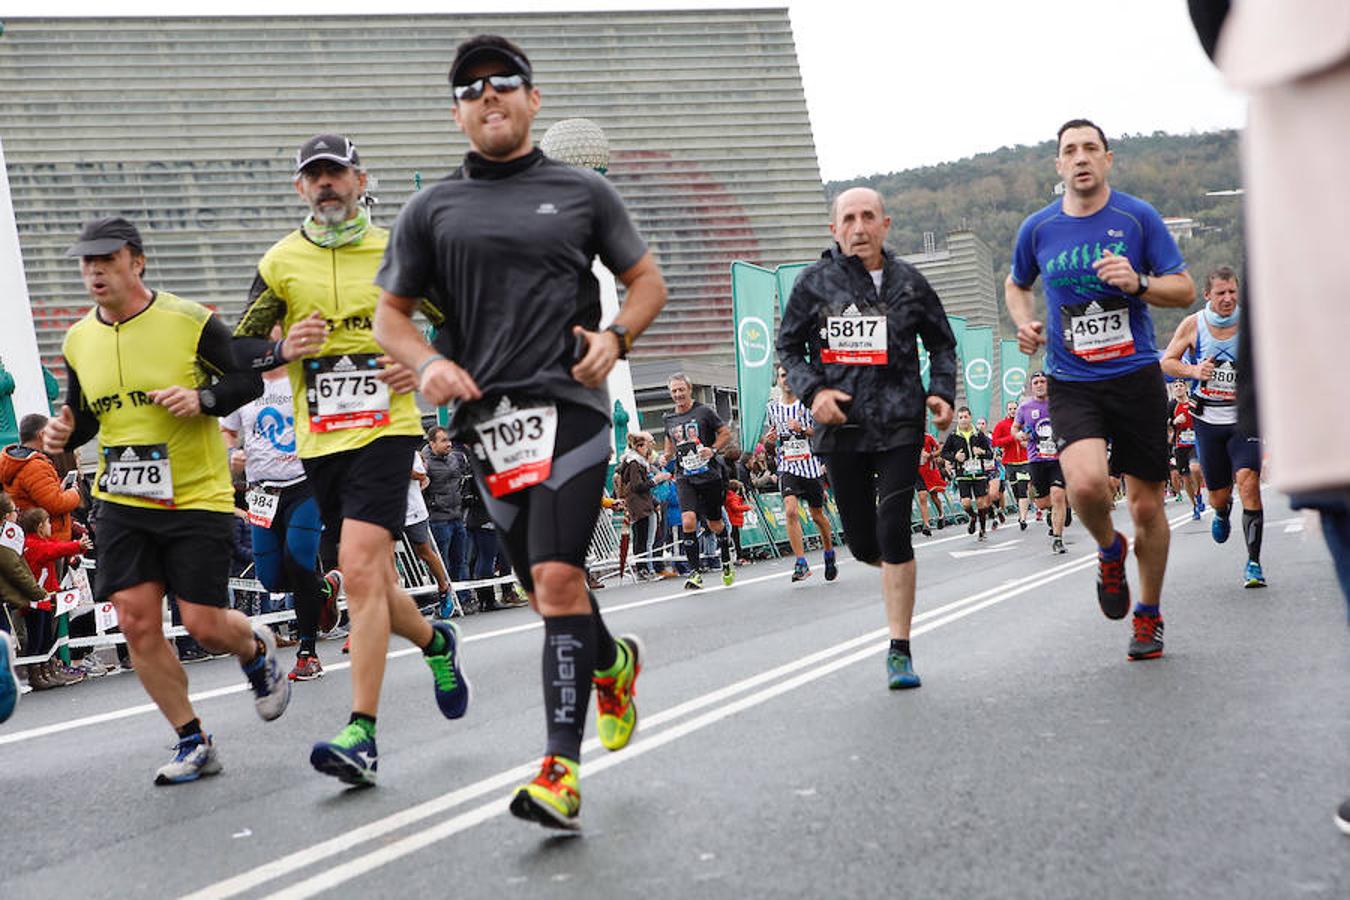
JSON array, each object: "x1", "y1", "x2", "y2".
[
  {"x1": 791, "y1": 558, "x2": 811, "y2": 582},
  {"x1": 1191, "y1": 503, "x2": 1202, "y2": 522},
  {"x1": 0, "y1": 631, "x2": 19, "y2": 724},
  {"x1": 1212, "y1": 511, "x2": 1232, "y2": 544},
  {"x1": 311, "y1": 722, "x2": 378, "y2": 786},
  {"x1": 823, "y1": 550, "x2": 839, "y2": 582},
  {"x1": 154, "y1": 733, "x2": 222, "y2": 785},
  {"x1": 1196, "y1": 495, "x2": 1206, "y2": 515},
  {"x1": 1243, "y1": 560, "x2": 1267, "y2": 589},
  {"x1": 424, "y1": 621, "x2": 471, "y2": 719},
  {"x1": 886, "y1": 652, "x2": 921, "y2": 690}
]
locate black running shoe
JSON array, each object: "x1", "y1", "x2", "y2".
[
  {"x1": 967, "y1": 517, "x2": 976, "y2": 535},
  {"x1": 1336, "y1": 798, "x2": 1350, "y2": 836},
  {"x1": 1096, "y1": 532, "x2": 1130, "y2": 620}
]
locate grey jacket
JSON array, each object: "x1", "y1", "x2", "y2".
[
  {"x1": 422, "y1": 447, "x2": 471, "y2": 523},
  {"x1": 777, "y1": 245, "x2": 957, "y2": 453}
]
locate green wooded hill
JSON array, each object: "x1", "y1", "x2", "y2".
[{"x1": 827, "y1": 129, "x2": 1245, "y2": 341}]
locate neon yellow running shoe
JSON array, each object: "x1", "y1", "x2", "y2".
[
  {"x1": 722, "y1": 562, "x2": 735, "y2": 586},
  {"x1": 594, "y1": 635, "x2": 643, "y2": 751},
  {"x1": 509, "y1": 755, "x2": 581, "y2": 830}
]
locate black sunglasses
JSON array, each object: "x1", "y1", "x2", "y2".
[{"x1": 453, "y1": 73, "x2": 527, "y2": 101}]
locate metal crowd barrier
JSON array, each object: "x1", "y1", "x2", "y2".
[{"x1": 10, "y1": 533, "x2": 525, "y2": 666}]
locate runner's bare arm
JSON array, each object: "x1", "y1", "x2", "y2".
[
  {"x1": 1004, "y1": 275, "x2": 1045, "y2": 355},
  {"x1": 1092, "y1": 251, "x2": 1195, "y2": 307},
  {"x1": 570, "y1": 251, "x2": 667, "y2": 389},
  {"x1": 1160, "y1": 314, "x2": 1200, "y2": 379},
  {"x1": 374, "y1": 290, "x2": 481, "y2": 406}
]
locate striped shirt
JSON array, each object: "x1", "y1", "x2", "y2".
[{"x1": 766, "y1": 400, "x2": 825, "y2": 478}]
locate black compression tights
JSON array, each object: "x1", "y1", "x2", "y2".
[{"x1": 822, "y1": 444, "x2": 921, "y2": 565}]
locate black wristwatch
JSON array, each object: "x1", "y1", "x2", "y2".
[
  {"x1": 1132, "y1": 273, "x2": 1150, "y2": 296},
  {"x1": 606, "y1": 323, "x2": 633, "y2": 359},
  {"x1": 198, "y1": 388, "x2": 216, "y2": 411}
]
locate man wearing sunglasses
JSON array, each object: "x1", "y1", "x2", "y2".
[{"x1": 373, "y1": 34, "x2": 667, "y2": 831}]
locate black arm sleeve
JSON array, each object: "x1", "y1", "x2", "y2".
[
  {"x1": 777, "y1": 268, "x2": 827, "y2": 407},
  {"x1": 231, "y1": 270, "x2": 289, "y2": 371},
  {"x1": 939, "y1": 433, "x2": 960, "y2": 464},
  {"x1": 63, "y1": 365, "x2": 100, "y2": 451},
  {"x1": 196, "y1": 315, "x2": 264, "y2": 416}
]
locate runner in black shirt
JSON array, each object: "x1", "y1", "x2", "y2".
[
  {"x1": 373, "y1": 34, "x2": 667, "y2": 832},
  {"x1": 661, "y1": 374, "x2": 734, "y2": 590}
]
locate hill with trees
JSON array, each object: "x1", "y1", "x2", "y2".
[{"x1": 827, "y1": 129, "x2": 1245, "y2": 340}]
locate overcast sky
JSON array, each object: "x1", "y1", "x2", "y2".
[{"x1": 21, "y1": 0, "x2": 1245, "y2": 181}]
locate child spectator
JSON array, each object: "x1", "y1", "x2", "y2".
[
  {"x1": 652, "y1": 469, "x2": 684, "y2": 575},
  {"x1": 15, "y1": 506, "x2": 85, "y2": 687},
  {"x1": 724, "y1": 479, "x2": 754, "y2": 564}
]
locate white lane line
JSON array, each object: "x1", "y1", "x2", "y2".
[
  {"x1": 189, "y1": 517, "x2": 1190, "y2": 900},
  {"x1": 0, "y1": 565, "x2": 815, "y2": 748},
  {"x1": 0, "y1": 526, "x2": 977, "y2": 748}
]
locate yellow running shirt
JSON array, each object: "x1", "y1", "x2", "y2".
[
  {"x1": 235, "y1": 227, "x2": 433, "y2": 458},
  {"x1": 63, "y1": 291, "x2": 246, "y2": 514}
]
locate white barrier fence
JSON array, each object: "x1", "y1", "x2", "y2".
[{"x1": 10, "y1": 510, "x2": 631, "y2": 667}]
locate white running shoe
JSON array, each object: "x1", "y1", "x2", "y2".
[
  {"x1": 242, "y1": 624, "x2": 291, "y2": 721},
  {"x1": 154, "y1": 733, "x2": 223, "y2": 785}
]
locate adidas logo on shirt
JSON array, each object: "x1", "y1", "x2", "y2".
[
  {"x1": 1085, "y1": 301, "x2": 1104, "y2": 315},
  {"x1": 842, "y1": 303, "x2": 860, "y2": 316},
  {"x1": 119, "y1": 447, "x2": 139, "y2": 462},
  {"x1": 536, "y1": 203, "x2": 558, "y2": 215},
  {"x1": 333, "y1": 356, "x2": 356, "y2": 372}
]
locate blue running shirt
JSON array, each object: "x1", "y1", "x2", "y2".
[{"x1": 1010, "y1": 190, "x2": 1186, "y2": 382}]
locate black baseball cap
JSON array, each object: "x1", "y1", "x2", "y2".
[
  {"x1": 65, "y1": 217, "x2": 143, "y2": 257},
  {"x1": 448, "y1": 35, "x2": 532, "y2": 87},
  {"x1": 294, "y1": 133, "x2": 360, "y2": 176}
]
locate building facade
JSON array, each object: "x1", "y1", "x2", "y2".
[{"x1": 0, "y1": 10, "x2": 826, "y2": 380}]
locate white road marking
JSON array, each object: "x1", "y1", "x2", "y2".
[
  {"x1": 189, "y1": 515, "x2": 1197, "y2": 900},
  {"x1": 950, "y1": 541, "x2": 1021, "y2": 559},
  {"x1": 0, "y1": 526, "x2": 977, "y2": 747}
]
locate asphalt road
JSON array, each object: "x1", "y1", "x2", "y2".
[{"x1": 1, "y1": 492, "x2": 1346, "y2": 899}]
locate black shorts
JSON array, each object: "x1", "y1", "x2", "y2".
[
  {"x1": 93, "y1": 502, "x2": 233, "y2": 607},
  {"x1": 1173, "y1": 445, "x2": 1194, "y2": 472},
  {"x1": 1028, "y1": 460, "x2": 1065, "y2": 496},
  {"x1": 676, "y1": 477, "x2": 726, "y2": 522},
  {"x1": 779, "y1": 471, "x2": 826, "y2": 508},
  {"x1": 469, "y1": 403, "x2": 610, "y2": 592},
  {"x1": 302, "y1": 434, "x2": 421, "y2": 540},
  {"x1": 956, "y1": 478, "x2": 989, "y2": 499},
  {"x1": 1004, "y1": 462, "x2": 1030, "y2": 499},
  {"x1": 1193, "y1": 419, "x2": 1262, "y2": 491},
  {"x1": 1048, "y1": 364, "x2": 1170, "y2": 483},
  {"x1": 402, "y1": 518, "x2": 431, "y2": 546}
]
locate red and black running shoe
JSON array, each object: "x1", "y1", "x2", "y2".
[
  {"x1": 1128, "y1": 613, "x2": 1164, "y2": 660},
  {"x1": 1096, "y1": 531, "x2": 1130, "y2": 620}
]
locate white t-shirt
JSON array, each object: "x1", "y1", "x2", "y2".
[
  {"x1": 869, "y1": 269, "x2": 883, "y2": 295},
  {"x1": 405, "y1": 451, "x2": 429, "y2": 526},
  {"x1": 220, "y1": 375, "x2": 305, "y2": 485}
]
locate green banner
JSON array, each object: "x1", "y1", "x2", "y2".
[
  {"x1": 946, "y1": 315, "x2": 967, "y2": 412},
  {"x1": 732, "y1": 261, "x2": 778, "y2": 454},
  {"x1": 775, "y1": 262, "x2": 810, "y2": 315},
  {"x1": 963, "y1": 326, "x2": 995, "y2": 423},
  {"x1": 999, "y1": 338, "x2": 1030, "y2": 411}
]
